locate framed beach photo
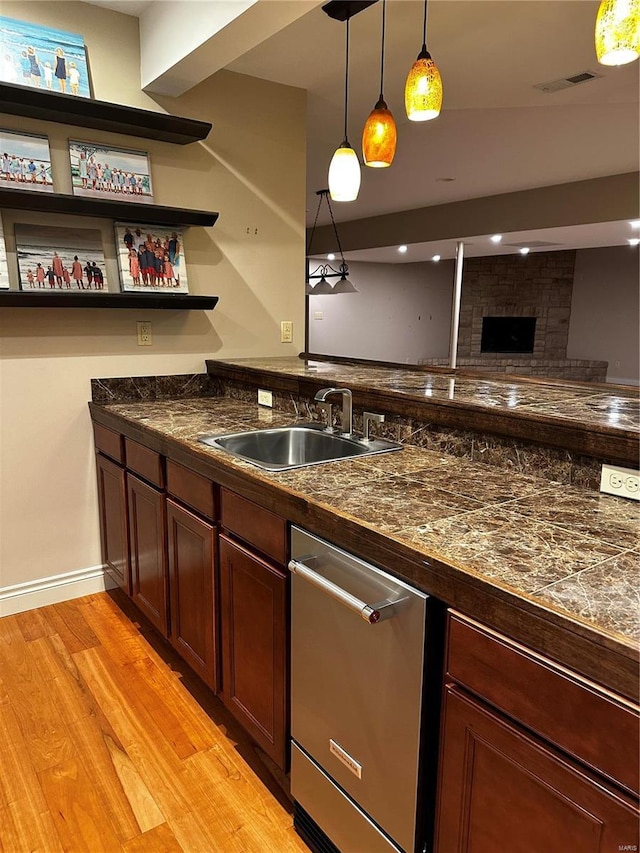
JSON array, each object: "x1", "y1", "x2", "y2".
[
  {"x1": 0, "y1": 128, "x2": 53, "y2": 192},
  {"x1": 16, "y1": 223, "x2": 107, "y2": 292},
  {"x1": 0, "y1": 15, "x2": 91, "y2": 98},
  {"x1": 0, "y1": 213, "x2": 9, "y2": 289},
  {"x1": 69, "y1": 140, "x2": 153, "y2": 202},
  {"x1": 115, "y1": 223, "x2": 189, "y2": 294}
]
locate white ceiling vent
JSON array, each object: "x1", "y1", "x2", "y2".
[{"x1": 534, "y1": 70, "x2": 603, "y2": 94}]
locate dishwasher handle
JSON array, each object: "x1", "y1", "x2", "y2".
[{"x1": 288, "y1": 556, "x2": 395, "y2": 624}]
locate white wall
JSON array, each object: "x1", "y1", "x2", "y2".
[
  {"x1": 308, "y1": 260, "x2": 454, "y2": 363},
  {"x1": 568, "y1": 247, "x2": 640, "y2": 386},
  {"x1": 0, "y1": 2, "x2": 306, "y2": 594}
]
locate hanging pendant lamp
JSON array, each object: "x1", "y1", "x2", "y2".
[
  {"x1": 362, "y1": 0, "x2": 397, "y2": 167},
  {"x1": 305, "y1": 189, "x2": 357, "y2": 294},
  {"x1": 595, "y1": 0, "x2": 640, "y2": 65},
  {"x1": 404, "y1": 0, "x2": 443, "y2": 121},
  {"x1": 329, "y1": 17, "x2": 361, "y2": 202}
]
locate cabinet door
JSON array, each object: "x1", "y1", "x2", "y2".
[
  {"x1": 127, "y1": 473, "x2": 168, "y2": 636},
  {"x1": 435, "y1": 685, "x2": 639, "y2": 853},
  {"x1": 219, "y1": 533, "x2": 288, "y2": 770},
  {"x1": 95, "y1": 453, "x2": 130, "y2": 594},
  {"x1": 167, "y1": 499, "x2": 218, "y2": 691}
]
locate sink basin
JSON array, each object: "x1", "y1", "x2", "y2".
[{"x1": 199, "y1": 423, "x2": 402, "y2": 471}]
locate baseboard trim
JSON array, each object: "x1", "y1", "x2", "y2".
[{"x1": 0, "y1": 564, "x2": 117, "y2": 617}]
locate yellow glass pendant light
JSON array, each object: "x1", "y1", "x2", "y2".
[
  {"x1": 595, "y1": 0, "x2": 640, "y2": 65},
  {"x1": 362, "y1": 0, "x2": 397, "y2": 167},
  {"x1": 329, "y1": 18, "x2": 361, "y2": 202},
  {"x1": 404, "y1": 0, "x2": 443, "y2": 121}
]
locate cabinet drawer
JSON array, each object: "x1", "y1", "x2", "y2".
[
  {"x1": 93, "y1": 423, "x2": 124, "y2": 463},
  {"x1": 446, "y1": 612, "x2": 639, "y2": 795},
  {"x1": 221, "y1": 489, "x2": 286, "y2": 564},
  {"x1": 125, "y1": 438, "x2": 164, "y2": 488},
  {"x1": 167, "y1": 460, "x2": 218, "y2": 521}
]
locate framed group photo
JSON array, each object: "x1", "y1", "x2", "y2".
[
  {"x1": 16, "y1": 223, "x2": 107, "y2": 292},
  {"x1": 0, "y1": 128, "x2": 53, "y2": 191},
  {"x1": 69, "y1": 141, "x2": 153, "y2": 202},
  {"x1": 0, "y1": 214, "x2": 9, "y2": 289},
  {"x1": 0, "y1": 15, "x2": 91, "y2": 97},
  {"x1": 115, "y1": 223, "x2": 188, "y2": 294}
]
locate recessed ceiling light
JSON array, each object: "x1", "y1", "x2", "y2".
[
  {"x1": 519, "y1": 247, "x2": 530, "y2": 255},
  {"x1": 327, "y1": 253, "x2": 335, "y2": 260},
  {"x1": 490, "y1": 234, "x2": 502, "y2": 243},
  {"x1": 628, "y1": 238, "x2": 640, "y2": 246},
  {"x1": 398, "y1": 245, "x2": 408, "y2": 253},
  {"x1": 630, "y1": 220, "x2": 640, "y2": 229},
  {"x1": 432, "y1": 254, "x2": 441, "y2": 262}
]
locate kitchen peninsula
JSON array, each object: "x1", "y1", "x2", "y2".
[{"x1": 89, "y1": 356, "x2": 639, "y2": 852}]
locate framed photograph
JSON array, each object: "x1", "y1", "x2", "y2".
[
  {"x1": 0, "y1": 213, "x2": 9, "y2": 289},
  {"x1": 69, "y1": 140, "x2": 153, "y2": 202},
  {"x1": 0, "y1": 128, "x2": 53, "y2": 192},
  {"x1": 0, "y1": 15, "x2": 91, "y2": 98},
  {"x1": 16, "y1": 223, "x2": 107, "y2": 292},
  {"x1": 115, "y1": 223, "x2": 189, "y2": 294}
]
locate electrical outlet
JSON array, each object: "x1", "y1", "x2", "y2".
[
  {"x1": 280, "y1": 320, "x2": 293, "y2": 343},
  {"x1": 600, "y1": 464, "x2": 640, "y2": 501},
  {"x1": 258, "y1": 389, "x2": 273, "y2": 408},
  {"x1": 136, "y1": 321, "x2": 152, "y2": 346}
]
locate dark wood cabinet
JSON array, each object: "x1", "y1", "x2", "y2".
[
  {"x1": 95, "y1": 453, "x2": 130, "y2": 594},
  {"x1": 167, "y1": 498, "x2": 218, "y2": 691},
  {"x1": 219, "y1": 533, "x2": 288, "y2": 770},
  {"x1": 127, "y1": 473, "x2": 168, "y2": 636},
  {"x1": 435, "y1": 685, "x2": 639, "y2": 853}
]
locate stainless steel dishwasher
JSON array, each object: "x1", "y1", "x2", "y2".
[{"x1": 289, "y1": 526, "x2": 430, "y2": 853}]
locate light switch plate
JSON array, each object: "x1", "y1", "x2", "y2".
[
  {"x1": 600, "y1": 464, "x2": 640, "y2": 501},
  {"x1": 258, "y1": 389, "x2": 273, "y2": 408}
]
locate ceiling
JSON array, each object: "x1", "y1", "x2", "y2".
[{"x1": 84, "y1": 0, "x2": 639, "y2": 255}]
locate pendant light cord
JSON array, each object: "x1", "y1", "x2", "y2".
[
  {"x1": 422, "y1": 0, "x2": 428, "y2": 51},
  {"x1": 343, "y1": 18, "x2": 350, "y2": 142},
  {"x1": 306, "y1": 190, "x2": 346, "y2": 266},
  {"x1": 379, "y1": 0, "x2": 386, "y2": 98}
]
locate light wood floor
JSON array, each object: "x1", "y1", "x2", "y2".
[{"x1": 0, "y1": 591, "x2": 310, "y2": 853}]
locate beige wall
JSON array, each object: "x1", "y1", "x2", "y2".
[{"x1": 0, "y1": 2, "x2": 306, "y2": 590}]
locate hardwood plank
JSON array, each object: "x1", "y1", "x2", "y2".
[
  {"x1": 45, "y1": 600, "x2": 101, "y2": 654},
  {"x1": 0, "y1": 697, "x2": 48, "y2": 812},
  {"x1": 102, "y1": 730, "x2": 165, "y2": 833},
  {"x1": 37, "y1": 756, "x2": 123, "y2": 852},
  {"x1": 122, "y1": 822, "x2": 184, "y2": 853},
  {"x1": 181, "y1": 748, "x2": 309, "y2": 852},
  {"x1": 0, "y1": 626, "x2": 75, "y2": 773},
  {"x1": 0, "y1": 799, "x2": 63, "y2": 853},
  {"x1": 15, "y1": 608, "x2": 57, "y2": 642}
]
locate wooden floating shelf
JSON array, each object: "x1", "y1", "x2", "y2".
[
  {"x1": 0, "y1": 292, "x2": 219, "y2": 310},
  {"x1": 0, "y1": 82, "x2": 212, "y2": 145},
  {"x1": 0, "y1": 187, "x2": 218, "y2": 227}
]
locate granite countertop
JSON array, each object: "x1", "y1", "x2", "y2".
[
  {"x1": 209, "y1": 357, "x2": 640, "y2": 435},
  {"x1": 91, "y1": 395, "x2": 640, "y2": 680}
]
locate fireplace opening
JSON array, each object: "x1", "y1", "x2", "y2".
[{"x1": 481, "y1": 316, "x2": 536, "y2": 353}]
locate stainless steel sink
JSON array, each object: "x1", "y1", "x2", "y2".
[{"x1": 198, "y1": 423, "x2": 402, "y2": 471}]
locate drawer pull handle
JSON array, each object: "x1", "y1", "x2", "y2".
[{"x1": 288, "y1": 557, "x2": 395, "y2": 624}]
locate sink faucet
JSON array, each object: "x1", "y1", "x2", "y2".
[{"x1": 314, "y1": 387, "x2": 353, "y2": 437}]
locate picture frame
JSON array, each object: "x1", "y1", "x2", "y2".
[
  {"x1": 115, "y1": 223, "x2": 189, "y2": 294},
  {"x1": 69, "y1": 140, "x2": 153, "y2": 202},
  {"x1": 16, "y1": 222, "x2": 107, "y2": 292},
  {"x1": 0, "y1": 15, "x2": 91, "y2": 98},
  {"x1": 0, "y1": 128, "x2": 53, "y2": 192},
  {"x1": 0, "y1": 213, "x2": 9, "y2": 289}
]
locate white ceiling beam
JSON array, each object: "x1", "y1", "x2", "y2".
[{"x1": 140, "y1": 0, "x2": 323, "y2": 96}]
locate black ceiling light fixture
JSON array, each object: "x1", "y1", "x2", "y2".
[{"x1": 305, "y1": 189, "x2": 357, "y2": 295}]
